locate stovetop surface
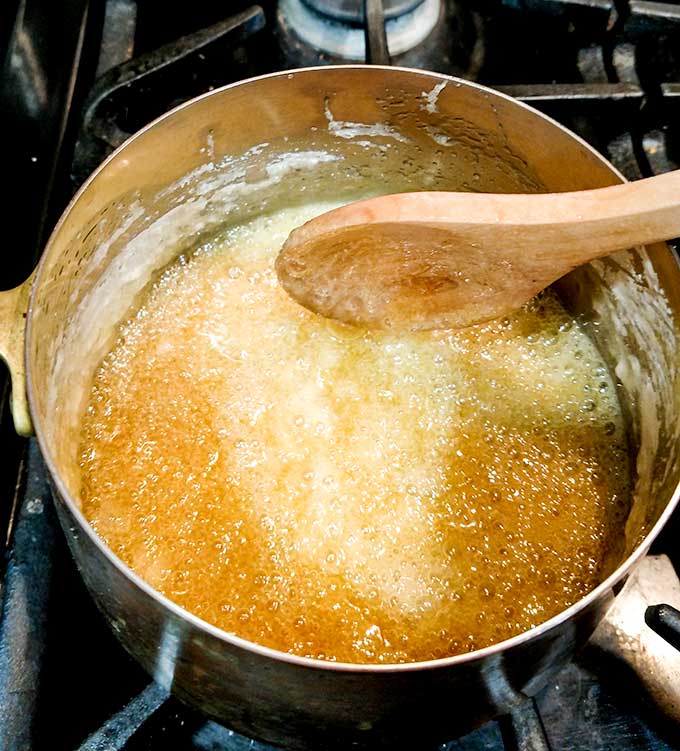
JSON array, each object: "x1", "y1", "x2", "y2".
[{"x1": 3, "y1": 1, "x2": 680, "y2": 749}]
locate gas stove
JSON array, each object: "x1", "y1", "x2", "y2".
[{"x1": 2, "y1": 2, "x2": 680, "y2": 750}]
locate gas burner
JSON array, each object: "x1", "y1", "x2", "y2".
[
  {"x1": 303, "y1": 0, "x2": 425, "y2": 22},
  {"x1": 277, "y1": 0, "x2": 446, "y2": 64}
]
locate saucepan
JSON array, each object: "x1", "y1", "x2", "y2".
[{"x1": 1, "y1": 66, "x2": 679, "y2": 749}]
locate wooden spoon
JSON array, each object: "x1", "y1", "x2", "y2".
[{"x1": 275, "y1": 170, "x2": 680, "y2": 330}]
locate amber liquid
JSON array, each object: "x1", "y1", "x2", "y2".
[{"x1": 79, "y1": 204, "x2": 630, "y2": 664}]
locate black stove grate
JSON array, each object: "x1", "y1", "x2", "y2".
[{"x1": 2, "y1": 1, "x2": 680, "y2": 749}]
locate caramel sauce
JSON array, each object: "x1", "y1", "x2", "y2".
[{"x1": 79, "y1": 204, "x2": 630, "y2": 664}]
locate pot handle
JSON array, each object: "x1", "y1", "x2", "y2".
[{"x1": 0, "y1": 272, "x2": 35, "y2": 437}]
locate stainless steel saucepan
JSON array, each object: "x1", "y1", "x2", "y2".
[{"x1": 1, "y1": 66, "x2": 679, "y2": 749}]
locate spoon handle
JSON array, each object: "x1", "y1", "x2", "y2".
[{"x1": 517, "y1": 168, "x2": 680, "y2": 263}]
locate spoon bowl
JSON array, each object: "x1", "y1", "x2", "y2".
[{"x1": 276, "y1": 170, "x2": 680, "y2": 330}]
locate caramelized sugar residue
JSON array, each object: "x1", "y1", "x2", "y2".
[{"x1": 79, "y1": 204, "x2": 630, "y2": 664}]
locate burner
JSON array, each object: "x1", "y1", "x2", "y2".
[
  {"x1": 277, "y1": 0, "x2": 443, "y2": 62},
  {"x1": 303, "y1": 0, "x2": 426, "y2": 22},
  {"x1": 276, "y1": 0, "x2": 481, "y2": 74}
]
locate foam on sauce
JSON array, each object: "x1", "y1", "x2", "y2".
[{"x1": 79, "y1": 202, "x2": 630, "y2": 664}]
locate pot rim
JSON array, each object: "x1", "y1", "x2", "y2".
[{"x1": 27, "y1": 64, "x2": 680, "y2": 674}]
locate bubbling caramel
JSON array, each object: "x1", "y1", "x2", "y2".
[{"x1": 79, "y1": 203, "x2": 630, "y2": 664}]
